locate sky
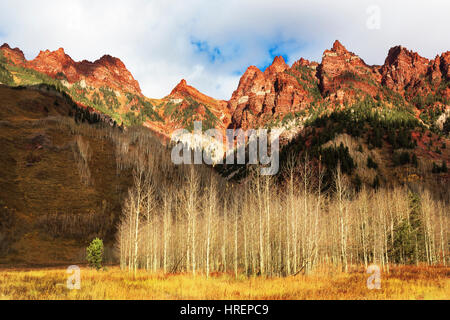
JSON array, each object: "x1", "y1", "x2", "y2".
[{"x1": 0, "y1": 0, "x2": 449, "y2": 100}]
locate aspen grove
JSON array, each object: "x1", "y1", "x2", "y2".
[{"x1": 115, "y1": 133, "x2": 449, "y2": 277}]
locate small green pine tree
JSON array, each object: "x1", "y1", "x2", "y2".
[
  {"x1": 389, "y1": 192, "x2": 425, "y2": 264},
  {"x1": 86, "y1": 238, "x2": 104, "y2": 270}
]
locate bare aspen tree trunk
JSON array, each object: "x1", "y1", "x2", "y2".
[
  {"x1": 302, "y1": 155, "x2": 309, "y2": 272},
  {"x1": 163, "y1": 194, "x2": 171, "y2": 273},
  {"x1": 145, "y1": 180, "x2": 155, "y2": 271},
  {"x1": 360, "y1": 192, "x2": 368, "y2": 269},
  {"x1": 127, "y1": 196, "x2": 134, "y2": 273},
  {"x1": 286, "y1": 178, "x2": 292, "y2": 275},
  {"x1": 256, "y1": 172, "x2": 265, "y2": 275},
  {"x1": 423, "y1": 194, "x2": 437, "y2": 265},
  {"x1": 132, "y1": 162, "x2": 147, "y2": 277},
  {"x1": 277, "y1": 202, "x2": 282, "y2": 276},
  {"x1": 243, "y1": 188, "x2": 249, "y2": 277},
  {"x1": 186, "y1": 210, "x2": 191, "y2": 273},
  {"x1": 284, "y1": 154, "x2": 296, "y2": 275},
  {"x1": 264, "y1": 177, "x2": 271, "y2": 276},
  {"x1": 292, "y1": 194, "x2": 298, "y2": 274},
  {"x1": 119, "y1": 224, "x2": 124, "y2": 270},
  {"x1": 186, "y1": 167, "x2": 198, "y2": 277},
  {"x1": 234, "y1": 200, "x2": 238, "y2": 279},
  {"x1": 222, "y1": 199, "x2": 227, "y2": 273},
  {"x1": 206, "y1": 177, "x2": 215, "y2": 279},
  {"x1": 118, "y1": 222, "x2": 126, "y2": 270},
  {"x1": 153, "y1": 219, "x2": 158, "y2": 272},
  {"x1": 192, "y1": 210, "x2": 196, "y2": 276},
  {"x1": 335, "y1": 165, "x2": 348, "y2": 273},
  {"x1": 243, "y1": 215, "x2": 249, "y2": 276},
  {"x1": 438, "y1": 205, "x2": 446, "y2": 265},
  {"x1": 312, "y1": 162, "x2": 323, "y2": 272}
]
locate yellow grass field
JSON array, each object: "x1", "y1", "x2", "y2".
[{"x1": 0, "y1": 265, "x2": 448, "y2": 300}]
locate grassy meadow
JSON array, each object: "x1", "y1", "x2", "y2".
[{"x1": 0, "y1": 265, "x2": 448, "y2": 300}]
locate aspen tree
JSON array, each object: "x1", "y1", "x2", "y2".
[
  {"x1": 335, "y1": 164, "x2": 348, "y2": 272},
  {"x1": 206, "y1": 175, "x2": 216, "y2": 279},
  {"x1": 144, "y1": 179, "x2": 155, "y2": 271},
  {"x1": 234, "y1": 198, "x2": 238, "y2": 279},
  {"x1": 132, "y1": 160, "x2": 146, "y2": 277},
  {"x1": 264, "y1": 176, "x2": 271, "y2": 276},
  {"x1": 222, "y1": 197, "x2": 228, "y2": 273},
  {"x1": 162, "y1": 193, "x2": 171, "y2": 273},
  {"x1": 255, "y1": 171, "x2": 265, "y2": 275},
  {"x1": 438, "y1": 204, "x2": 446, "y2": 265}
]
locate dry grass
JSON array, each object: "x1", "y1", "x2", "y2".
[{"x1": 0, "y1": 265, "x2": 448, "y2": 300}]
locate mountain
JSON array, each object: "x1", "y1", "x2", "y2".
[
  {"x1": 0, "y1": 43, "x2": 141, "y2": 95},
  {"x1": 143, "y1": 79, "x2": 231, "y2": 141},
  {"x1": 1, "y1": 41, "x2": 449, "y2": 137},
  {"x1": 0, "y1": 44, "x2": 230, "y2": 138},
  {"x1": 229, "y1": 40, "x2": 450, "y2": 130}
]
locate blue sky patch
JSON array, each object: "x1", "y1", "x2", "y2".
[
  {"x1": 191, "y1": 38, "x2": 224, "y2": 63},
  {"x1": 257, "y1": 45, "x2": 290, "y2": 71}
]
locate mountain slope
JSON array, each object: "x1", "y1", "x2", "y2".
[
  {"x1": 143, "y1": 79, "x2": 231, "y2": 141},
  {"x1": 0, "y1": 84, "x2": 133, "y2": 265}
]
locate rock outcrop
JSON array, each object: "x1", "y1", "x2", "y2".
[
  {"x1": 0, "y1": 43, "x2": 26, "y2": 64},
  {"x1": 318, "y1": 40, "x2": 381, "y2": 98},
  {"x1": 169, "y1": 79, "x2": 227, "y2": 112},
  {"x1": 1, "y1": 44, "x2": 142, "y2": 95},
  {"x1": 229, "y1": 40, "x2": 450, "y2": 129},
  {"x1": 380, "y1": 45, "x2": 430, "y2": 93},
  {"x1": 228, "y1": 56, "x2": 315, "y2": 129}
]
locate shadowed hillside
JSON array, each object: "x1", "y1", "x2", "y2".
[
  {"x1": 0, "y1": 85, "x2": 133, "y2": 265},
  {"x1": 0, "y1": 84, "x2": 226, "y2": 266}
]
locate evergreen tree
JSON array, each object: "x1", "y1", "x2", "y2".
[
  {"x1": 389, "y1": 192, "x2": 425, "y2": 264},
  {"x1": 86, "y1": 238, "x2": 104, "y2": 270}
]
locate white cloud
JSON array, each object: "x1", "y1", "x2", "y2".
[{"x1": 0, "y1": 0, "x2": 449, "y2": 100}]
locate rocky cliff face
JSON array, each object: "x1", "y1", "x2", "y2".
[
  {"x1": 380, "y1": 45, "x2": 431, "y2": 93},
  {"x1": 380, "y1": 46, "x2": 450, "y2": 101},
  {"x1": 144, "y1": 79, "x2": 231, "y2": 140},
  {"x1": 0, "y1": 43, "x2": 26, "y2": 65},
  {"x1": 228, "y1": 40, "x2": 450, "y2": 129},
  {"x1": 169, "y1": 79, "x2": 228, "y2": 112},
  {"x1": 228, "y1": 56, "x2": 316, "y2": 130},
  {"x1": 10, "y1": 47, "x2": 143, "y2": 96},
  {"x1": 317, "y1": 40, "x2": 381, "y2": 99}
]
